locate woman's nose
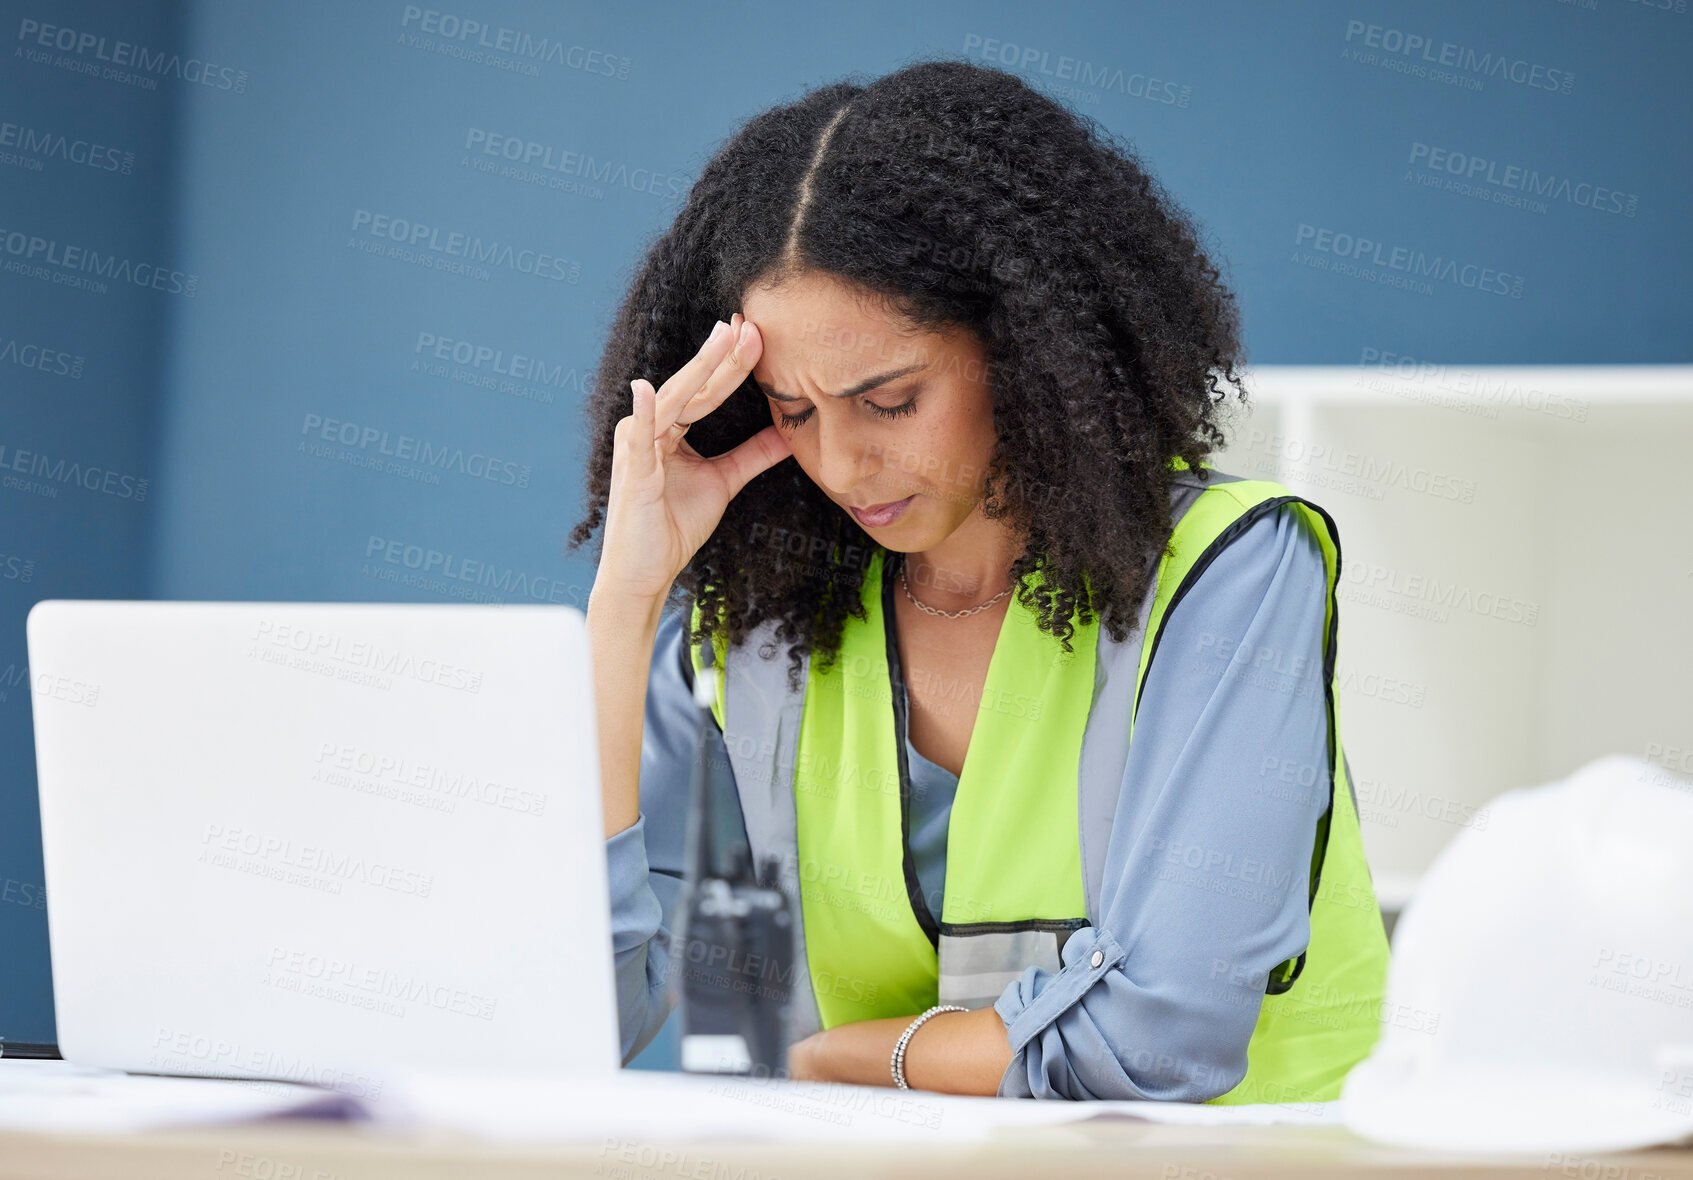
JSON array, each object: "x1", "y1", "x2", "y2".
[{"x1": 813, "y1": 416, "x2": 876, "y2": 498}]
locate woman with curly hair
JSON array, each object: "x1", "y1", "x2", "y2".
[{"x1": 570, "y1": 59, "x2": 1389, "y2": 1103}]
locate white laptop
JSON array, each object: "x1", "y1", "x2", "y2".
[{"x1": 25, "y1": 600, "x2": 619, "y2": 1101}]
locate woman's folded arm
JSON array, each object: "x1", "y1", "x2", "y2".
[{"x1": 995, "y1": 504, "x2": 1333, "y2": 1100}]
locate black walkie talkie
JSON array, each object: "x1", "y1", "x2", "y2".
[{"x1": 672, "y1": 649, "x2": 796, "y2": 1077}]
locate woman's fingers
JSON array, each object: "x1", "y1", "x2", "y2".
[
  {"x1": 652, "y1": 320, "x2": 739, "y2": 436},
  {"x1": 669, "y1": 319, "x2": 763, "y2": 437},
  {"x1": 627, "y1": 378, "x2": 658, "y2": 481},
  {"x1": 654, "y1": 317, "x2": 763, "y2": 439},
  {"x1": 714, "y1": 421, "x2": 793, "y2": 501}
]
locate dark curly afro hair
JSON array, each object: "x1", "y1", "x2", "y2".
[{"x1": 568, "y1": 58, "x2": 1248, "y2": 692}]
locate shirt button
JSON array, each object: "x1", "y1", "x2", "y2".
[{"x1": 1090, "y1": 950, "x2": 1105, "y2": 968}]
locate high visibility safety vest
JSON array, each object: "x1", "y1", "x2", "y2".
[{"x1": 685, "y1": 465, "x2": 1390, "y2": 1104}]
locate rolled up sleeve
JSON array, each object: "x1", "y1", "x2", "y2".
[{"x1": 995, "y1": 502, "x2": 1334, "y2": 1100}]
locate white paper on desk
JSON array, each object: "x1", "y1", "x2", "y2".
[
  {"x1": 0, "y1": 1059, "x2": 367, "y2": 1133},
  {"x1": 374, "y1": 1067, "x2": 1340, "y2": 1145}
]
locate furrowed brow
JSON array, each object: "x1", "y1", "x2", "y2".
[{"x1": 762, "y1": 364, "x2": 926, "y2": 402}]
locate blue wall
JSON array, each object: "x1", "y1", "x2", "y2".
[
  {"x1": 2, "y1": 0, "x2": 1688, "y2": 1058},
  {"x1": 1, "y1": 0, "x2": 182, "y2": 1046}
]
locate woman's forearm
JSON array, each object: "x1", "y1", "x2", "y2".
[
  {"x1": 586, "y1": 581, "x2": 669, "y2": 838},
  {"x1": 790, "y1": 1008, "x2": 1015, "y2": 1095}
]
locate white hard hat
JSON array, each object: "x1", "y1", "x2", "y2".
[{"x1": 1342, "y1": 754, "x2": 1693, "y2": 1155}]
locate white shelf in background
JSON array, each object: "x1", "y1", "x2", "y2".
[{"x1": 1233, "y1": 364, "x2": 1693, "y2": 409}]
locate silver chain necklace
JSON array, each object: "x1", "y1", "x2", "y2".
[{"x1": 899, "y1": 564, "x2": 1013, "y2": 619}]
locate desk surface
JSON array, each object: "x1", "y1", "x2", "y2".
[{"x1": 3, "y1": 1119, "x2": 1692, "y2": 1180}]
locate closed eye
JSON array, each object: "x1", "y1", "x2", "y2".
[{"x1": 774, "y1": 397, "x2": 918, "y2": 430}]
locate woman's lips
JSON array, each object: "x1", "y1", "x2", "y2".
[{"x1": 849, "y1": 495, "x2": 916, "y2": 528}]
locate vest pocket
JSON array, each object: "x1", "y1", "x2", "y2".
[{"x1": 936, "y1": 920, "x2": 1089, "y2": 1010}]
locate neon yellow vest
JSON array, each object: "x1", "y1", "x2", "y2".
[{"x1": 689, "y1": 475, "x2": 1390, "y2": 1104}]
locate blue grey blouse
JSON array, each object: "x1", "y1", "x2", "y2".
[
  {"x1": 903, "y1": 716, "x2": 958, "y2": 926},
  {"x1": 605, "y1": 502, "x2": 1335, "y2": 1101}
]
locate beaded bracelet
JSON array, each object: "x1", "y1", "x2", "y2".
[{"x1": 890, "y1": 1004, "x2": 967, "y2": 1090}]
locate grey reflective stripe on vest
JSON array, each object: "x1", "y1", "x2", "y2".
[
  {"x1": 1078, "y1": 469, "x2": 1241, "y2": 918},
  {"x1": 711, "y1": 469, "x2": 1238, "y2": 1041},
  {"x1": 938, "y1": 927, "x2": 1069, "y2": 1009}
]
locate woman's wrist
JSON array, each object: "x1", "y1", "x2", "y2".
[
  {"x1": 892, "y1": 1005, "x2": 967, "y2": 1089},
  {"x1": 786, "y1": 1008, "x2": 1014, "y2": 1095},
  {"x1": 787, "y1": 1020, "x2": 904, "y2": 1086},
  {"x1": 587, "y1": 579, "x2": 670, "y2": 630}
]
